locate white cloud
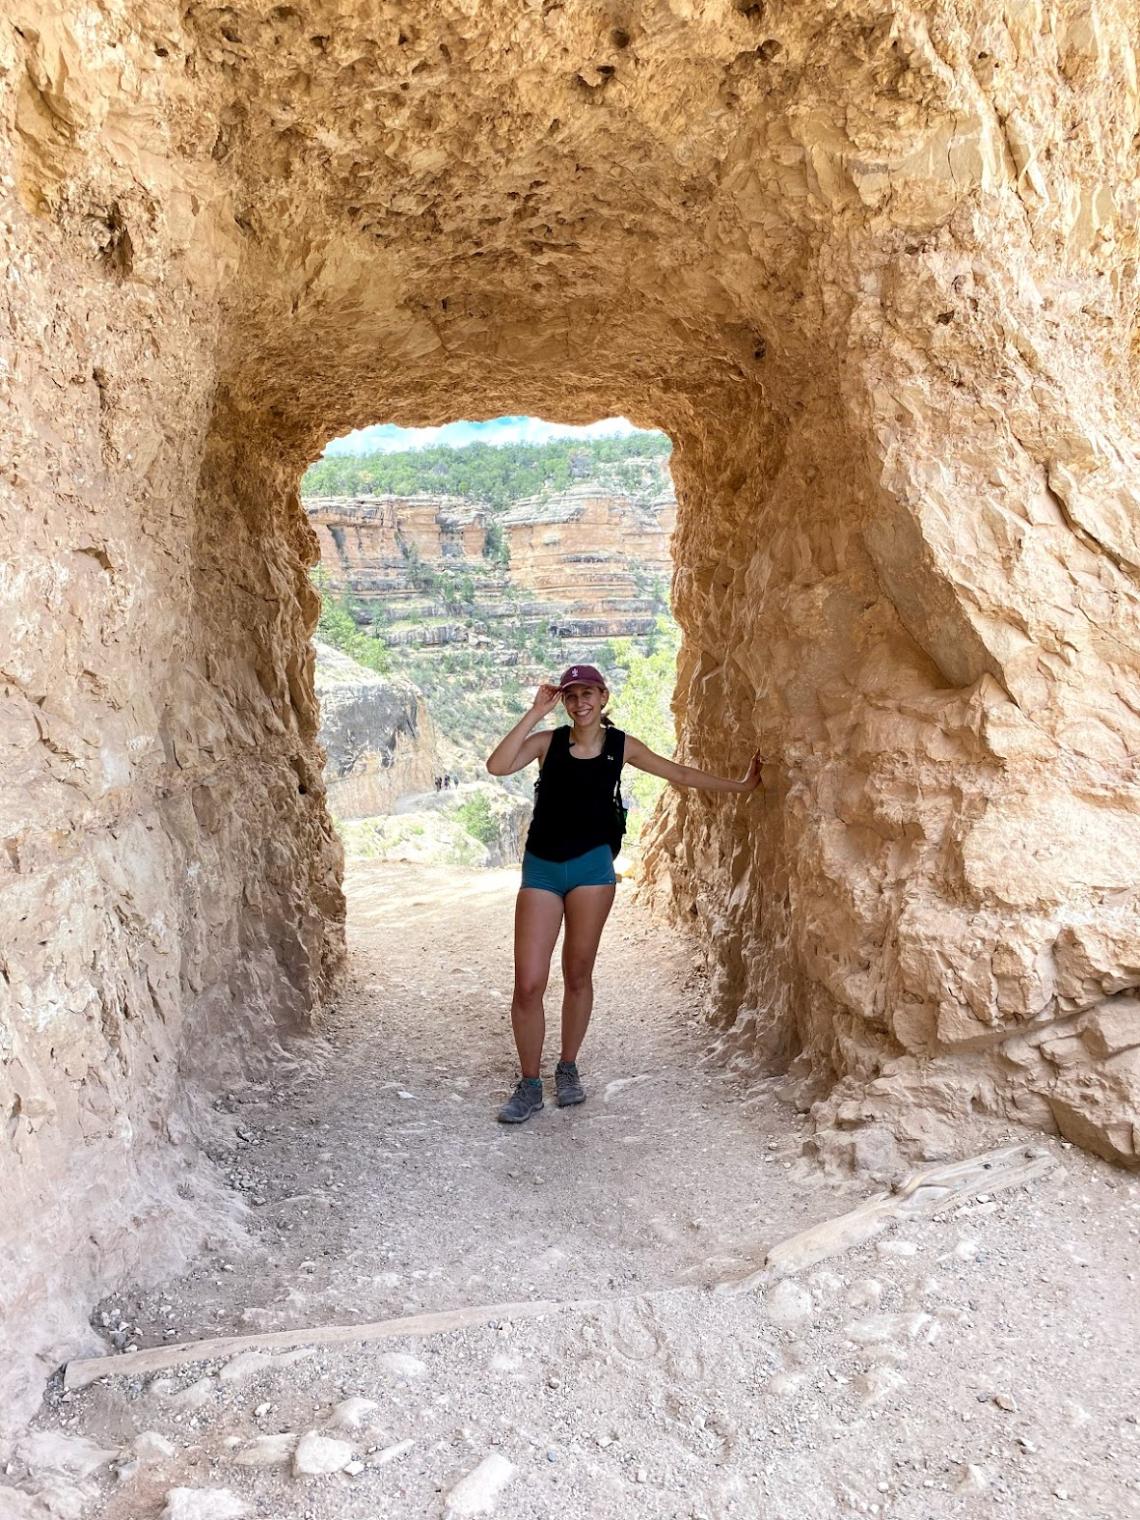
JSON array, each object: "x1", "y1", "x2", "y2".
[{"x1": 323, "y1": 415, "x2": 648, "y2": 456}]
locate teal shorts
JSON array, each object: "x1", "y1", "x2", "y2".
[{"x1": 521, "y1": 844, "x2": 616, "y2": 898}]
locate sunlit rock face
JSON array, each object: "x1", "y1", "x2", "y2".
[
  {"x1": 306, "y1": 482, "x2": 675, "y2": 645},
  {"x1": 314, "y1": 643, "x2": 439, "y2": 819},
  {"x1": 2, "y1": 0, "x2": 1139, "y2": 1422},
  {"x1": 498, "y1": 484, "x2": 676, "y2": 624}
]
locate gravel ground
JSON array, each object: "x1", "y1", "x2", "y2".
[{"x1": 7, "y1": 861, "x2": 1140, "y2": 1519}]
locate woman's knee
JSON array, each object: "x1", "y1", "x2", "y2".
[
  {"x1": 562, "y1": 960, "x2": 594, "y2": 996},
  {"x1": 513, "y1": 971, "x2": 548, "y2": 1005}
]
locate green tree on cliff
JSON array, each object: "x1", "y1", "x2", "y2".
[
  {"x1": 315, "y1": 584, "x2": 393, "y2": 676},
  {"x1": 605, "y1": 616, "x2": 681, "y2": 843},
  {"x1": 301, "y1": 434, "x2": 672, "y2": 506},
  {"x1": 483, "y1": 519, "x2": 510, "y2": 567}
]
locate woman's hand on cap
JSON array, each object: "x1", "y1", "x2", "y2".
[{"x1": 531, "y1": 683, "x2": 562, "y2": 716}]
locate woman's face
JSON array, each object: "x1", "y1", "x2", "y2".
[{"x1": 562, "y1": 682, "x2": 606, "y2": 724}]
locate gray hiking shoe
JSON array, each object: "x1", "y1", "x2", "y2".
[
  {"x1": 555, "y1": 1060, "x2": 586, "y2": 1107},
  {"x1": 497, "y1": 1077, "x2": 544, "y2": 1124}
]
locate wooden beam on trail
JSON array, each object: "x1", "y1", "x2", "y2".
[
  {"x1": 65, "y1": 1144, "x2": 1055, "y2": 1391},
  {"x1": 716, "y1": 1143, "x2": 1056, "y2": 1293},
  {"x1": 64, "y1": 1296, "x2": 590, "y2": 1392}
]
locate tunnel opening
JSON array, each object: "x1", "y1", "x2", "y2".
[
  {"x1": 5, "y1": 0, "x2": 1140, "y2": 1442},
  {"x1": 302, "y1": 413, "x2": 683, "y2": 880}
]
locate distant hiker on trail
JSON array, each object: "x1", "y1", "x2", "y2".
[
  {"x1": 485, "y1": 663, "x2": 763, "y2": 1124},
  {"x1": 434, "y1": 776, "x2": 442, "y2": 791}
]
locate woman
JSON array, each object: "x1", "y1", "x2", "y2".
[{"x1": 485, "y1": 663, "x2": 763, "y2": 1124}]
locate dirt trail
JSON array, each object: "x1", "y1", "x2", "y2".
[{"x1": 10, "y1": 862, "x2": 1140, "y2": 1519}]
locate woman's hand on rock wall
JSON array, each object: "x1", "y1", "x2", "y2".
[{"x1": 739, "y1": 750, "x2": 764, "y2": 793}]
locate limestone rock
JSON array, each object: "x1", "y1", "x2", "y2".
[
  {"x1": 133, "y1": 1432, "x2": 176, "y2": 1462},
  {"x1": 307, "y1": 482, "x2": 674, "y2": 651},
  {"x1": 16, "y1": 1433, "x2": 120, "y2": 1479},
  {"x1": 1080, "y1": 999, "x2": 1140, "y2": 1061},
  {"x1": 172, "y1": 1378, "x2": 216, "y2": 1410},
  {"x1": 0, "y1": 1489, "x2": 49, "y2": 1520},
  {"x1": 161, "y1": 1490, "x2": 251, "y2": 1520},
  {"x1": 846, "y1": 1279, "x2": 884, "y2": 1310},
  {"x1": 764, "y1": 1280, "x2": 814, "y2": 1328},
  {"x1": 341, "y1": 786, "x2": 530, "y2": 868},
  {"x1": 844, "y1": 1313, "x2": 932, "y2": 1346},
  {"x1": 376, "y1": 1351, "x2": 428, "y2": 1380},
  {"x1": 326, "y1": 1397, "x2": 380, "y2": 1431},
  {"x1": 445, "y1": 1452, "x2": 516, "y2": 1516},
  {"x1": 372, "y1": 1439, "x2": 416, "y2": 1466},
  {"x1": 956, "y1": 1465, "x2": 991, "y2": 1494},
  {"x1": 314, "y1": 643, "x2": 440, "y2": 819},
  {"x1": 232, "y1": 1433, "x2": 297, "y2": 1468},
  {"x1": 292, "y1": 1431, "x2": 354, "y2": 1477}
]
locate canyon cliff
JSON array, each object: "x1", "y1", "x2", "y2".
[
  {"x1": 307, "y1": 480, "x2": 675, "y2": 651},
  {"x1": 3, "y1": 0, "x2": 1139, "y2": 1425},
  {"x1": 313, "y1": 642, "x2": 439, "y2": 820}
]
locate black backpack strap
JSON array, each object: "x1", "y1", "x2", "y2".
[
  {"x1": 605, "y1": 726, "x2": 628, "y2": 855},
  {"x1": 605, "y1": 725, "x2": 625, "y2": 796}
]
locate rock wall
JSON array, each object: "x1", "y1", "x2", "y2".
[
  {"x1": 392, "y1": 783, "x2": 534, "y2": 868},
  {"x1": 314, "y1": 642, "x2": 439, "y2": 819},
  {"x1": 500, "y1": 483, "x2": 675, "y2": 605},
  {"x1": 0, "y1": 9, "x2": 345, "y2": 1425},
  {"x1": 307, "y1": 482, "x2": 675, "y2": 647},
  {"x1": 3, "y1": 0, "x2": 1139, "y2": 1428},
  {"x1": 309, "y1": 495, "x2": 483, "y2": 602},
  {"x1": 642, "y1": 75, "x2": 1140, "y2": 1168}
]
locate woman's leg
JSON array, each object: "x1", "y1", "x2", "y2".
[
  {"x1": 511, "y1": 888, "x2": 565, "y2": 1077},
  {"x1": 559, "y1": 883, "x2": 616, "y2": 1062}
]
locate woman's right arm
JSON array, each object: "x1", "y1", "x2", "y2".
[{"x1": 486, "y1": 685, "x2": 561, "y2": 775}]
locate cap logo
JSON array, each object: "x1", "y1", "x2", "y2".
[{"x1": 572, "y1": 667, "x2": 579, "y2": 676}]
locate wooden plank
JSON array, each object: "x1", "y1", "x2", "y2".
[
  {"x1": 717, "y1": 1143, "x2": 1055, "y2": 1291},
  {"x1": 66, "y1": 1144, "x2": 1056, "y2": 1388},
  {"x1": 65, "y1": 1295, "x2": 588, "y2": 1392}
]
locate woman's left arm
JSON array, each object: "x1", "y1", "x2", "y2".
[{"x1": 624, "y1": 736, "x2": 763, "y2": 794}]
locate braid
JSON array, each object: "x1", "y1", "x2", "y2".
[{"x1": 600, "y1": 712, "x2": 614, "y2": 728}]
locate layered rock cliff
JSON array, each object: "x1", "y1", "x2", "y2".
[
  {"x1": 307, "y1": 480, "x2": 675, "y2": 650},
  {"x1": 4, "y1": 0, "x2": 1140, "y2": 1428},
  {"x1": 313, "y1": 642, "x2": 440, "y2": 820}
]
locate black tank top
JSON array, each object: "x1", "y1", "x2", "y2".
[{"x1": 525, "y1": 725, "x2": 625, "y2": 863}]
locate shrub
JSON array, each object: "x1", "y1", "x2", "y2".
[
  {"x1": 455, "y1": 791, "x2": 499, "y2": 847},
  {"x1": 483, "y1": 520, "x2": 510, "y2": 568},
  {"x1": 316, "y1": 590, "x2": 393, "y2": 675}
]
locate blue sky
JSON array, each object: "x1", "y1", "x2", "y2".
[{"x1": 324, "y1": 415, "x2": 648, "y2": 455}]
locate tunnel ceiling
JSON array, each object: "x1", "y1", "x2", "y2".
[
  {"x1": 90, "y1": 0, "x2": 1003, "y2": 451},
  {"x1": 202, "y1": 0, "x2": 803, "y2": 440}
]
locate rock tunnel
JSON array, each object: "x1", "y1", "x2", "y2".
[{"x1": 3, "y1": 0, "x2": 1140, "y2": 1419}]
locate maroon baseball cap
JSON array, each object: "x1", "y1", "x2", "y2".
[{"x1": 557, "y1": 664, "x2": 607, "y2": 691}]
